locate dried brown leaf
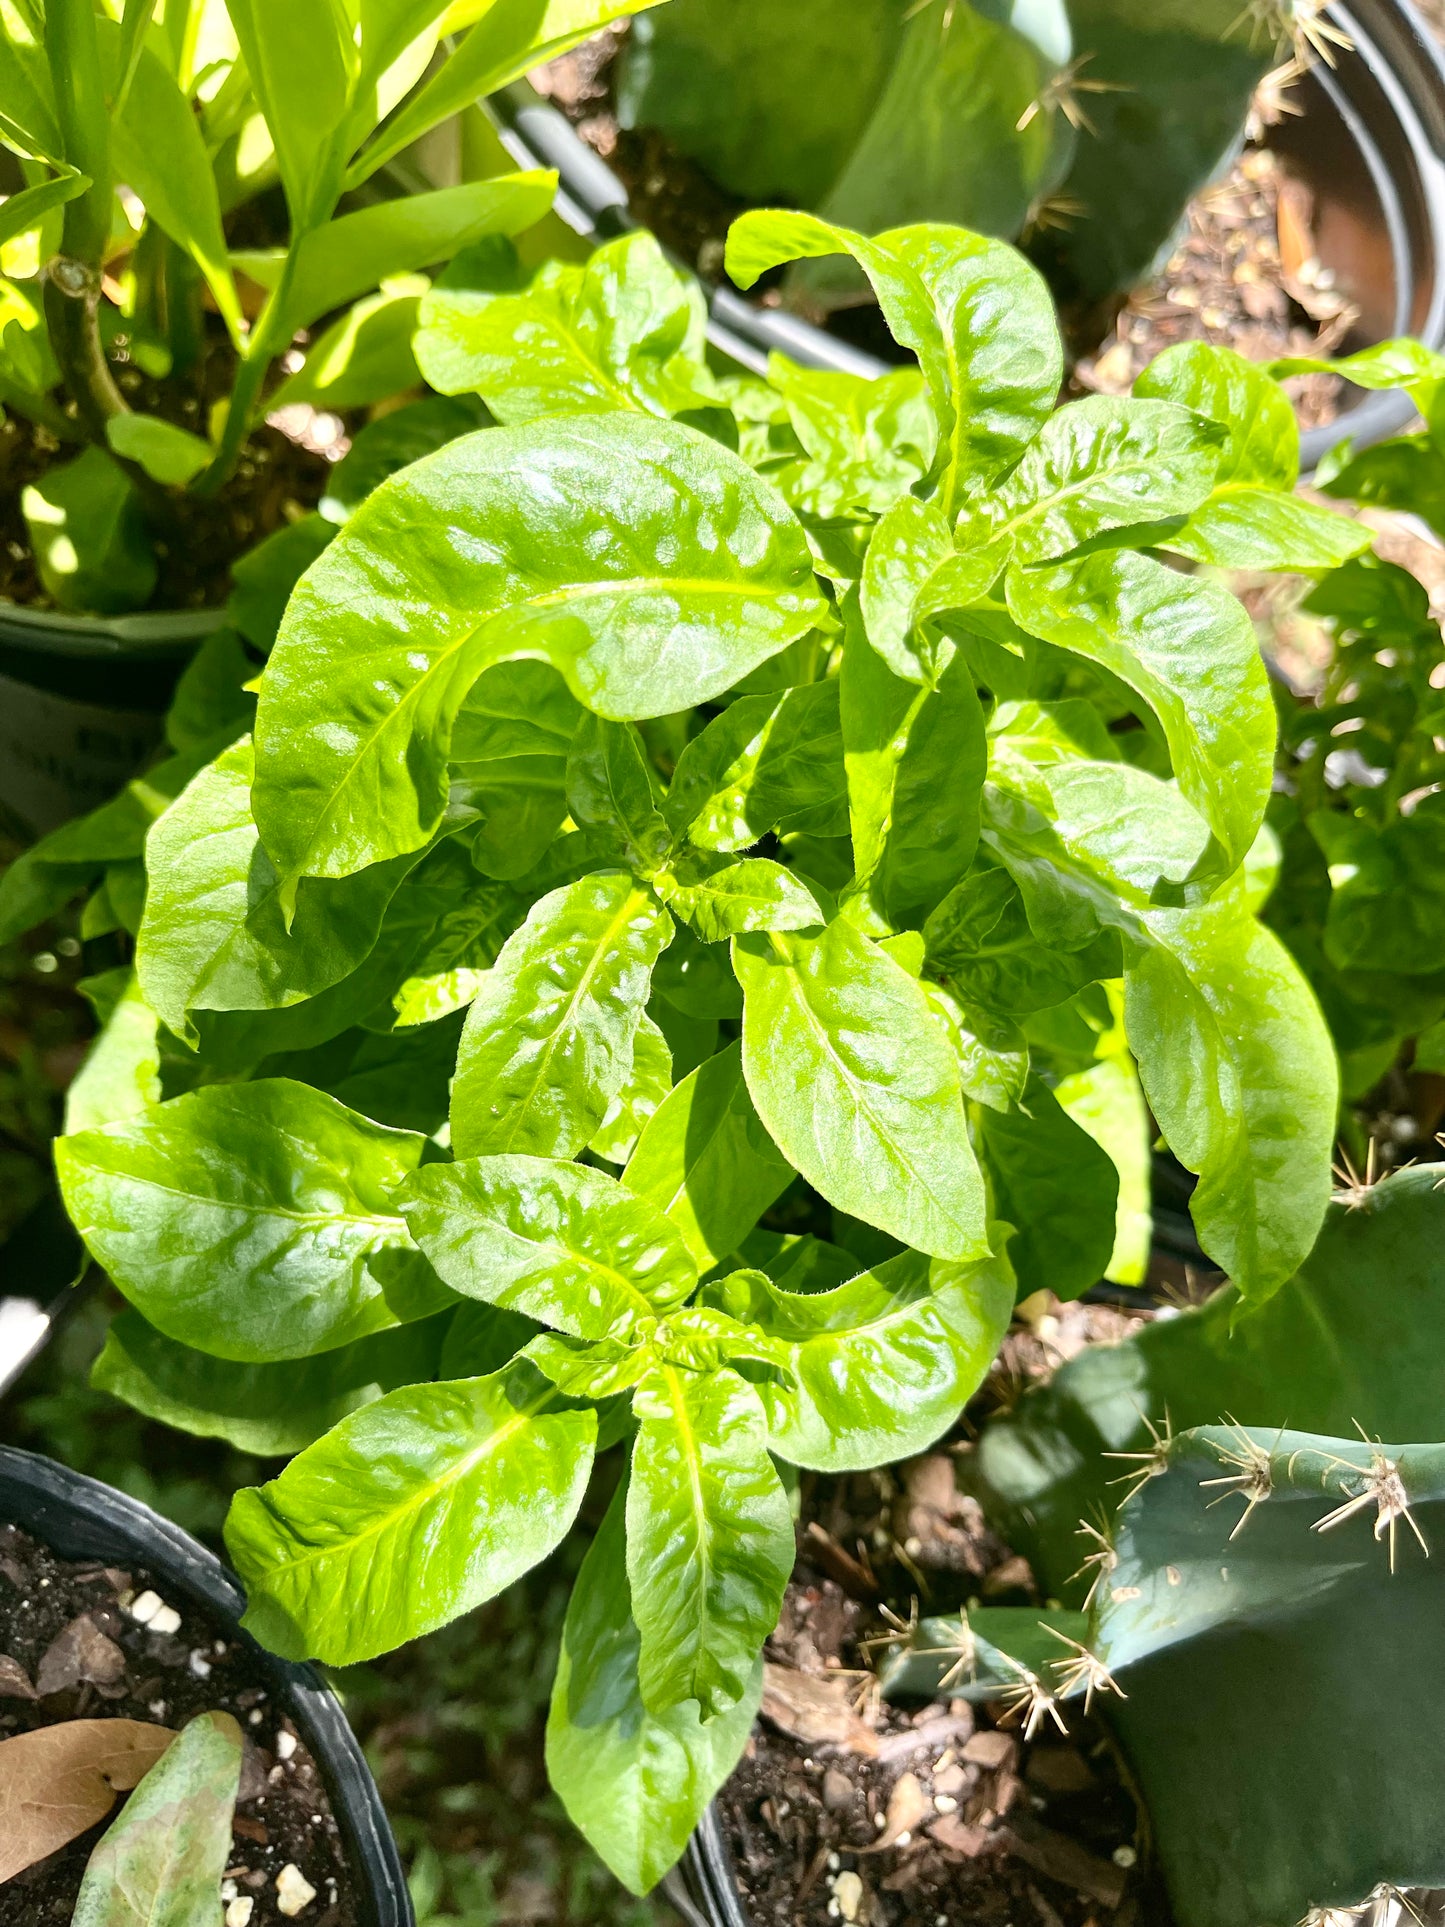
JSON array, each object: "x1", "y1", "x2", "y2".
[
  {"x1": 760, "y1": 1664, "x2": 879, "y2": 1757},
  {"x1": 37, "y1": 1615, "x2": 127, "y2": 1697},
  {"x1": 1002, "y1": 1814, "x2": 1127, "y2": 1907},
  {"x1": 0, "y1": 1656, "x2": 36, "y2": 1700},
  {"x1": 0, "y1": 1718, "x2": 174, "y2": 1880}
]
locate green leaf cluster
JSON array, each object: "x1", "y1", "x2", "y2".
[{"x1": 34, "y1": 216, "x2": 1361, "y2": 1890}]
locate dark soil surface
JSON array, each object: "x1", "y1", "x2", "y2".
[
  {"x1": 0, "y1": 331, "x2": 341, "y2": 615},
  {"x1": 714, "y1": 1300, "x2": 1174, "y2": 1927},
  {"x1": 0, "y1": 1522, "x2": 357, "y2": 1926},
  {"x1": 535, "y1": 30, "x2": 1349, "y2": 427}
]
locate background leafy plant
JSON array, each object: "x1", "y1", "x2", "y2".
[
  {"x1": 0, "y1": 0, "x2": 662, "y2": 610},
  {"x1": 8, "y1": 213, "x2": 1372, "y2": 1890}
]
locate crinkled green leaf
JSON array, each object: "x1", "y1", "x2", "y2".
[
  {"x1": 956, "y1": 395, "x2": 1223, "y2": 562},
  {"x1": 659, "y1": 855, "x2": 822, "y2": 943},
  {"x1": 226, "y1": 1359, "x2": 596, "y2": 1663},
  {"x1": 859, "y1": 492, "x2": 953, "y2": 684},
  {"x1": 321, "y1": 394, "x2": 489, "y2": 522},
  {"x1": 734, "y1": 920, "x2": 989, "y2": 1262},
  {"x1": 923, "y1": 867, "x2": 1121, "y2": 1014},
  {"x1": 253, "y1": 414, "x2": 824, "y2": 888},
  {"x1": 450, "y1": 870, "x2": 673, "y2": 1158},
  {"x1": 666, "y1": 681, "x2": 848, "y2": 851},
  {"x1": 402, "y1": 1152, "x2": 697, "y2": 1340},
  {"x1": 626, "y1": 1363, "x2": 792, "y2": 1718},
  {"x1": 56, "y1": 1081, "x2": 452, "y2": 1362},
  {"x1": 589, "y1": 1011, "x2": 673, "y2": 1163},
  {"x1": 565, "y1": 714, "x2": 669, "y2": 873},
  {"x1": 704, "y1": 1246, "x2": 1014, "y2": 1470},
  {"x1": 1006, "y1": 547, "x2": 1273, "y2": 889},
  {"x1": 416, "y1": 228, "x2": 716, "y2": 421},
  {"x1": 726, "y1": 212, "x2": 1062, "y2": 513},
  {"x1": 136, "y1": 738, "x2": 416, "y2": 1043},
  {"x1": 624, "y1": 1039, "x2": 793, "y2": 1270}
]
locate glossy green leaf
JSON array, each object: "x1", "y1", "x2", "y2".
[
  {"x1": 659, "y1": 855, "x2": 822, "y2": 943},
  {"x1": 416, "y1": 228, "x2": 715, "y2": 421},
  {"x1": 858, "y1": 492, "x2": 953, "y2": 684},
  {"x1": 956, "y1": 396, "x2": 1222, "y2": 561},
  {"x1": 1163, "y1": 486, "x2": 1372, "y2": 572},
  {"x1": 768, "y1": 359, "x2": 934, "y2": 520},
  {"x1": 922, "y1": 979, "x2": 1030, "y2": 1112},
  {"x1": 104, "y1": 26, "x2": 243, "y2": 342},
  {"x1": 253, "y1": 414, "x2": 824, "y2": 887},
  {"x1": 1133, "y1": 340, "x2": 1298, "y2": 488},
  {"x1": 64, "y1": 968, "x2": 160, "y2": 1135},
  {"x1": 726, "y1": 212, "x2": 1062, "y2": 511},
  {"x1": 272, "y1": 280, "x2": 427, "y2": 417},
  {"x1": 624, "y1": 1040, "x2": 793, "y2": 1270},
  {"x1": 841, "y1": 624, "x2": 986, "y2": 932},
  {"x1": 92, "y1": 1309, "x2": 449, "y2": 1457},
  {"x1": 225, "y1": 1360, "x2": 596, "y2": 1662},
  {"x1": 589, "y1": 1010, "x2": 673, "y2": 1163},
  {"x1": 247, "y1": 176, "x2": 558, "y2": 338},
  {"x1": 1269, "y1": 337, "x2": 1445, "y2": 393},
  {"x1": 163, "y1": 630, "x2": 256, "y2": 758},
  {"x1": 734, "y1": 920, "x2": 989, "y2": 1261},
  {"x1": 666, "y1": 681, "x2": 848, "y2": 852},
  {"x1": 56, "y1": 1080, "x2": 452, "y2": 1363},
  {"x1": 136, "y1": 739, "x2": 415, "y2": 1043},
  {"x1": 450, "y1": 871, "x2": 673, "y2": 1159},
  {"x1": 923, "y1": 867, "x2": 1121, "y2": 1014},
  {"x1": 652, "y1": 922, "x2": 744, "y2": 1019},
  {"x1": 454, "y1": 659, "x2": 584, "y2": 880},
  {"x1": 321, "y1": 394, "x2": 489, "y2": 522},
  {"x1": 346, "y1": 0, "x2": 669, "y2": 188},
  {"x1": 21, "y1": 446, "x2": 156, "y2": 615},
  {"x1": 547, "y1": 1480, "x2": 761, "y2": 1896},
  {"x1": 626, "y1": 1362, "x2": 792, "y2": 1718},
  {"x1": 104, "y1": 413, "x2": 212, "y2": 488},
  {"x1": 704, "y1": 1246, "x2": 1014, "y2": 1471},
  {"x1": 565, "y1": 713, "x2": 669, "y2": 872},
  {"x1": 227, "y1": 516, "x2": 335, "y2": 653},
  {"x1": 977, "y1": 1076, "x2": 1118, "y2": 1300},
  {"x1": 1006, "y1": 547, "x2": 1273, "y2": 887},
  {"x1": 1052, "y1": 1002, "x2": 1152, "y2": 1285},
  {"x1": 402, "y1": 1152, "x2": 697, "y2": 1341},
  {"x1": 71, "y1": 1710, "x2": 242, "y2": 1927},
  {"x1": 1310, "y1": 803, "x2": 1445, "y2": 976},
  {"x1": 223, "y1": 0, "x2": 353, "y2": 225}
]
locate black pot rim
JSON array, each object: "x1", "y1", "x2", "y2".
[
  {"x1": 0, "y1": 1444, "x2": 413, "y2": 1927},
  {"x1": 485, "y1": 0, "x2": 1445, "y2": 469},
  {"x1": 0, "y1": 600, "x2": 225, "y2": 664}
]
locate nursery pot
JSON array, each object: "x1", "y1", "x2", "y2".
[
  {"x1": 484, "y1": 0, "x2": 1445, "y2": 462},
  {"x1": 0, "y1": 602, "x2": 220, "y2": 838},
  {"x1": 0, "y1": 1444, "x2": 414, "y2": 1927}
]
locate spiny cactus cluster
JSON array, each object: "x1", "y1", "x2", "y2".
[{"x1": 881, "y1": 1167, "x2": 1445, "y2": 1927}]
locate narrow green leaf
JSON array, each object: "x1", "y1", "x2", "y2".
[
  {"x1": 734, "y1": 920, "x2": 989, "y2": 1262},
  {"x1": 626, "y1": 1363, "x2": 793, "y2": 1718},
  {"x1": 225, "y1": 1360, "x2": 596, "y2": 1662},
  {"x1": 402, "y1": 1153, "x2": 697, "y2": 1340},
  {"x1": 450, "y1": 871, "x2": 673, "y2": 1159},
  {"x1": 546, "y1": 1481, "x2": 760, "y2": 1896},
  {"x1": 106, "y1": 414, "x2": 214, "y2": 487},
  {"x1": 705, "y1": 1246, "x2": 1014, "y2": 1471},
  {"x1": 253, "y1": 414, "x2": 824, "y2": 887},
  {"x1": 0, "y1": 170, "x2": 88, "y2": 252},
  {"x1": 64, "y1": 968, "x2": 160, "y2": 1134},
  {"x1": 977, "y1": 1076, "x2": 1118, "y2": 1301},
  {"x1": 222, "y1": 0, "x2": 354, "y2": 225},
  {"x1": 1162, "y1": 486, "x2": 1372, "y2": 572},
  {"x1": 624, "y1": 1039, "x2": 793, "y2": 1270},
  {"x1": 71, "y1": 1710, "x2": 242, "y2": 1927},
  {"x1": 56, "y1": 1081, "x2": 452, "y2": 1362}
]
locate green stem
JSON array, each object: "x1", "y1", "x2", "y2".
[
  {"x1": 195, "y1": 250, "x2": 301, "y2": 497},
  {"x1": 44, "y1": 0, "x2": 127, "y2": 442}
]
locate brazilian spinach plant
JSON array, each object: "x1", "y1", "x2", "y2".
[
  {"x1": 33, "y1": 214, "x2": 1371, "y2": 1889},
  {"x1": 0, "y1": 0, "x2": 655, "y2": 609}
]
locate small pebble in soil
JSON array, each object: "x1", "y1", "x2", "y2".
[
  {"x1": 276, "y1": 1862, "x2": 317, "y2": 1916},
  {"x1": 833, "y1": 1870, "x2": 863, "y2": 1922},
  {"x1": 225, "y1": 1902, "x2": 254, "y2": 1927},
  {"x1": 1114, "y1": 1845, "x2": 1138, "y2": 1868},
  {"x1": 276, "y1": 1728, "x2": 297, "y2": 1761}
]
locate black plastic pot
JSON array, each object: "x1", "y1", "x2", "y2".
[
  {"x1": 0, "y1": 1444, "x2": 413, "y2": 1927},
  {"x1": 485, "y1": 0, "x2": 1445, "y2": 466},
  {"x1": 0, "y1": 603, "x2": 219, "y2": 837}
]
